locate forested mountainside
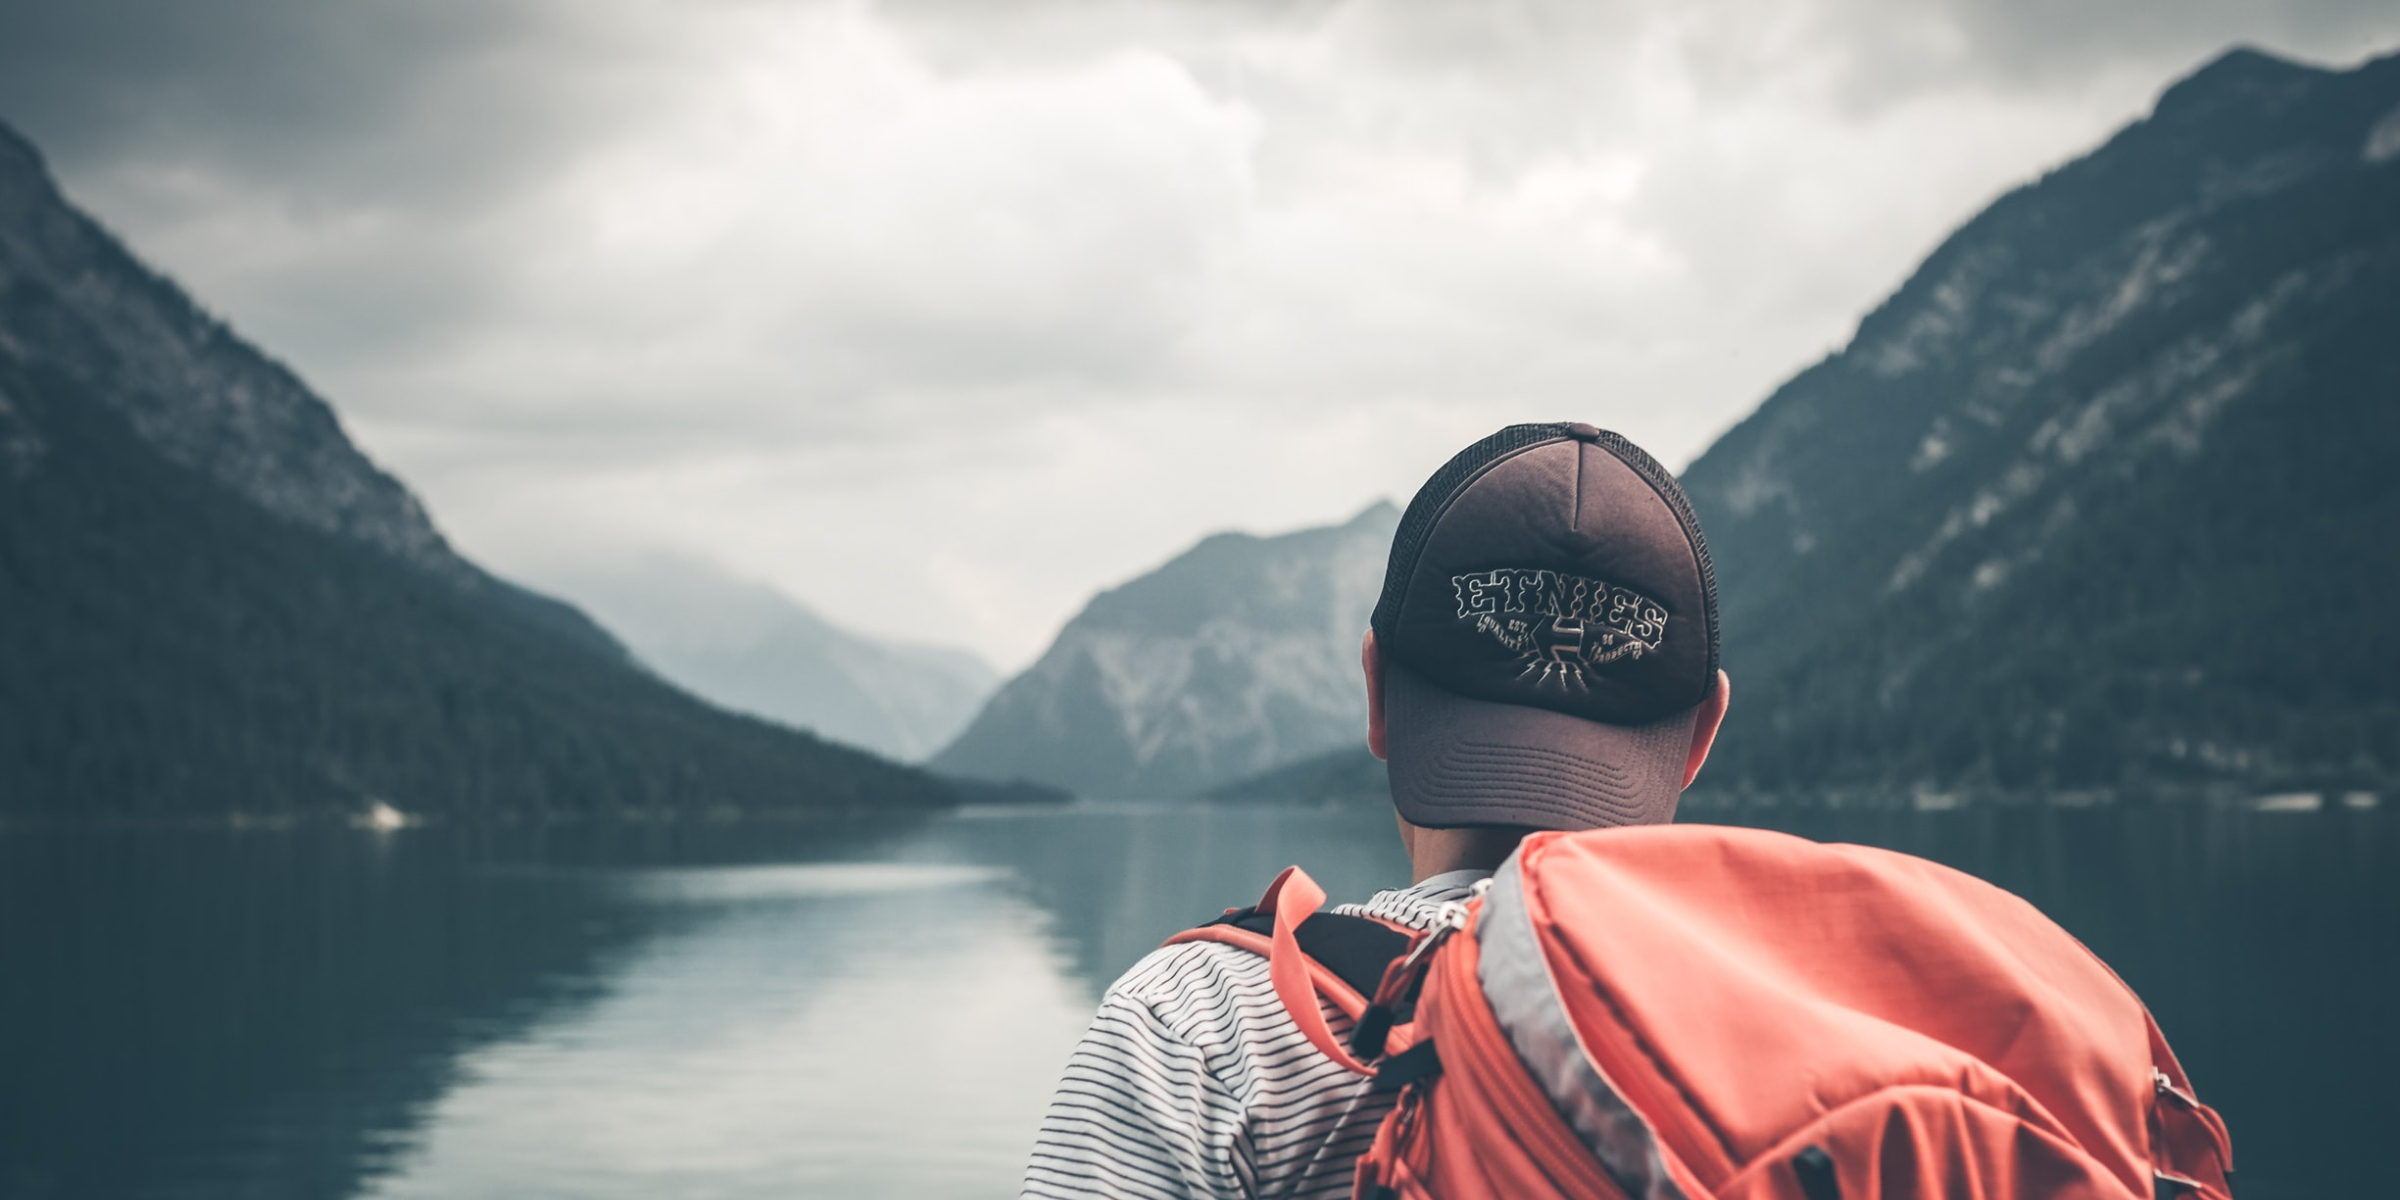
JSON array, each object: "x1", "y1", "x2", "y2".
[
  {"x1": 1679, "y1": 47, "x2": 2400, "y2": 798},
  {"x1": 0, "y1": 120, "x2": 954, "y2": 821},
  {"x1": 934, "y1": 503, "x2": 1397, "y2": 798},
  {"x1": 561, "y1": 558, "x2": 1000, "y2": 762}
]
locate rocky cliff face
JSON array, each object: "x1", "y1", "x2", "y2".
[
  {"x1": 0, "y1": 122, "x2": 619, "y2": 656},
  {"x1": 934, "y1": 502, "x2": 1399, "y2": 798},
  {"x1": 1679, "y1": 48, "x2": 2400, "y2": 796}
]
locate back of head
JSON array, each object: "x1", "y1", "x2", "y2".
[{"x1": 1372, "y1": 422, "x2": 1719, "y2": 831}]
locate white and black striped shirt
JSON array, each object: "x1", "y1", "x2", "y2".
[{"x1": 1021, "y1": 870, "x2": 1489, "y2": 1200}]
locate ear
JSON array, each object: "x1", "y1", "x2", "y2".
[
  {"x1": 1363, "y1": 630, "x2": 1389, "y2": 761},
  {"x1": 1682, "y1": 670, "x2": 1730, "y2": 787}
]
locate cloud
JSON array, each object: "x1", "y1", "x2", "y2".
[
  {"x1": 3, "y1": 0, "x2": 2395, "y2": 668},
  {"x1": 521, "y1": 25, "x2": 1258, "y2": 401}
]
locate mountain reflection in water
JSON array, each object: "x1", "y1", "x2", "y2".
[{"x1": 0, "y1": 803, "x2": 2387, "y2": 1200}]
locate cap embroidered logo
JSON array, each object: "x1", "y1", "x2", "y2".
[{"x1": 1451, "y1": 568, "x2": 1670, "y2": 689}]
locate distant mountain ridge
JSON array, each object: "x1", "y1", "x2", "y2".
[
  {"x1": 557, "y1": 558, "x2": 1000, "y2": 762},
  {"x1": 1678, "y1": 47, "x2": 2400, "y2": 797},
  {"x1": 934, "y1": 502, "x2": 1398, "y2": 798},
  {"x1": 1209, "y1": 46, "x2": 2400, "y2": 808},
  {"x1": 0, "y1": 118, "x2": 952, "y2": 820}
]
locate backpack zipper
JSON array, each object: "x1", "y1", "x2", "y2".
[{"x1": 1399, "y1": 879, "x2": 1488, "y2": 973}]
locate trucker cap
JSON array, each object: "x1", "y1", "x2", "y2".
[{"x1": 1370, "y1": 422, "x2": 1719, "y2": 830}]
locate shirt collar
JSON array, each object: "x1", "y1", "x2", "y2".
[{"x1": 1409, "y1": 867, "x2": 1493, "y2": 899}]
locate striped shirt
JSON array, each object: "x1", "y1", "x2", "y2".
[{"x1": 1022, "y1": 870, "x2": 1490, "y2": 1200}]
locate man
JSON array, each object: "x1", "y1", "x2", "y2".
[{"x1": 1021, "y1": 422, "x2": 1730, "y2": 1200}]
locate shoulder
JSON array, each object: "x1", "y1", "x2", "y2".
[
  {"x1": 1114, "y1": 937, "x2": 1273, "y2": 999},
  {"x1": 1103, "y1": 939, "x2": 1279, "y2": 1048}
]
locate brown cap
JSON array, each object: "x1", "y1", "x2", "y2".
[{"x1": 1370, "y1": 423, "x2": 1719, "y2": 830}]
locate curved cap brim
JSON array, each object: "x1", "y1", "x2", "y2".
[{"x1": 1385, "y1": 659, "x2": 1696, "y2": 830}]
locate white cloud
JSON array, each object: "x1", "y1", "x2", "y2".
[{"x1": 16, "y1": 0, "x2": 2398, "y2": 669}]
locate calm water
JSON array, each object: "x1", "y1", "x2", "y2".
[{"x1": 1, "y1": 802, "x2": 2391, "y2": 1199}]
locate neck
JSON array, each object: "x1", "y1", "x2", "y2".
[{"x1": 1397, "y1": 817, "x2": 1531, "y2": 884}]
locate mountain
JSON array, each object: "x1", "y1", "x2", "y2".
[
  {"x1": 551, "y1": 557, "x2": 1000, "y2": 762},
  {"x1": 933, "y1": 502, "x2": 1399, "y2": 798},
  {"x1": 1677, "y1": 47, "x2": 2400, "y2": 799},
  {"x1": 0, "y1": 119, "x2": 954, "y2": 821}
]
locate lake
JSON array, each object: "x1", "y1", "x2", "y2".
[{"x1": 2, "y1": 801, "x2": 2390, "y2": 1199}]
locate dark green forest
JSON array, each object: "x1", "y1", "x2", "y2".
[{"x1": 0, "y1": 356, "x2": 955, "y2": 822}]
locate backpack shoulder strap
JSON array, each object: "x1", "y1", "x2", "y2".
[
  {"x1": 1192, "y1": 906, "x2": 1413, "y2": 1000},
  {"x1": 1160, "y1": 866, "x2": 1414, "y2": 1074}
]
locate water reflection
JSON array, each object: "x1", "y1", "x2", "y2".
[
  {"x1": 1, "y1": 804, "x2": 2389, "y2": 1200},
  {"x1": 2, "y1": 828, "x2": 655, "y2": 1200},
  {"x1": 0, "y1": 821, "x2": 926, "y2": 1200},
  {"x1": 359, "y1": 862, "x2": 1089, "y2": 1199},
  {"x1": 934, "y1": 804, "x2": 1410, "y2": 996}
]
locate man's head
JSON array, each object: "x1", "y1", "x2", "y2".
[{"x1": 1361, "y1": 423, "x2": 1729, "y2": 870}]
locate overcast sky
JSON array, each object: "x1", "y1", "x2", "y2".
[{"x1": 3, "y1": 0, "x2": 2394, "y2": 670}]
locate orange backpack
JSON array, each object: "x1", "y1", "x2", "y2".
[{"x1": 1168, "y1": 824, "x2": 2234, "y2": 1200}]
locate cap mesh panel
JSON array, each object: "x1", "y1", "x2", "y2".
[{"x1": 1591, "y1": 429, "x2": 1721, "y2": 680}]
